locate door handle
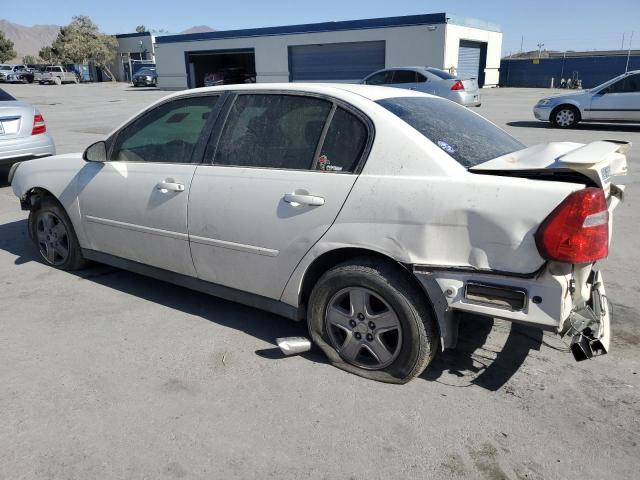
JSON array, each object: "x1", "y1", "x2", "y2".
[
  {"x1": 156, "y1": 180, "x2": 185, "y2": 192},
  {"x1": 283, "y1": 191, "x2": 325, "y2": 207}
]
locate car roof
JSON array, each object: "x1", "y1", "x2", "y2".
[{"x1": 169, "y1": 82, "x2": 431, "y2": 102}]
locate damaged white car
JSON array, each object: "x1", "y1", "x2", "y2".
[{"x1": 9, "y1": 84, "x2": 628, "y2": 383}]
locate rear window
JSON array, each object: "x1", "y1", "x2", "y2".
[
  {"x1": 377, "y1": 97, "x2": 524, "y2": 168},
  {"x1": 0, "y1": 88, "x2": 16, "y2": 101},
  {"x1": 426, "y1": 68, "x2": 456, "y2": 80}
]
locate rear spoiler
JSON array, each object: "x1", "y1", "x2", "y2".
[
  {"x1": 559, "y1": 140, "x2": 630, "y2": 165},
  {"x1": 471, "y1": 140, "x2": 630, "y2": 190}
]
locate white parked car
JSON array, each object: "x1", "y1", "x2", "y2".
[
  {"x1": 534, "y1": 70, "x2": 640, "y2": 127},
  {"x1": 9, "y1": 84, "x2": 628, "y2": 383}
]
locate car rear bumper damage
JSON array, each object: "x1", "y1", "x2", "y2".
[{"x1": 412, "y1": 263, "x2": 610, "y2": 362}]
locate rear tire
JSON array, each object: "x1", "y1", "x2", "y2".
[
  {"x1": 551, "y1": 105, "x2": 580, "y2": 128},
  {"x1": 308, "y1": 258, "x2": 438, "y2": 384},
  {"x1": 30, "y1": 197, "x2": 88, "y2": 270}
]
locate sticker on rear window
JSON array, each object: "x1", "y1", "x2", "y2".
[{"x1": 437, "y1": 140, "x2": 456, "y2": 154}]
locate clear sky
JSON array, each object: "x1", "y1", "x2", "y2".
[{"x1": 3, "y1": 0, "x2": 639, "y2": 55}]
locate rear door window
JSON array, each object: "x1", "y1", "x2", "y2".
[
  {"x1": 377, "y1": 97, "x2": 524, "y2": 168},
  {"x1": 315, "y1": 107, "x2": 368, "y2": 173},
  {"x1": 365, "y1": 71, "x2": 394, "y2": 85},
  {"x1": 392, "y1": 70, "x2": 418, "y2": 84},
  {"x1": 213, "y1": 94, "x2": 332, "y2": 169}
]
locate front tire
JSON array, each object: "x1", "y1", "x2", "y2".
[
  {"x1": 308, "y1": 258, "x2": 438, "y2": 384},
  {"x1": 30, "y1": 198, "x2": 88, "y2": 270},
  {"x1": 54, "y1": 77, "x2": 62, "y2": 86},
  {"x1": 551, "y1": 105, "x2": 580, "y2": 128}
]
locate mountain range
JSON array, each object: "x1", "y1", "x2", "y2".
[{"x1": 0, "y1": 19, "x2": 216, "y2": 62}]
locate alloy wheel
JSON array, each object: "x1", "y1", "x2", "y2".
[
  {"x1": 36, "y1": 212, "x2": 70, "y2": 266},
  {"x1": 325, "y1": 287, "x2": 402, "y2": 369}
]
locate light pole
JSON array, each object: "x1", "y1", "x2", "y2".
[{"x1": 625, "y1": 31, "x2": 634, "y2": 73}]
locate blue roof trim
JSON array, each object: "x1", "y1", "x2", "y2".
[
  {"x1": 116, "y1": 32, "x2": 152, "y2": 39},
  {"x1": 156, "y1": 13, "x2": 448, "y2": 44}
]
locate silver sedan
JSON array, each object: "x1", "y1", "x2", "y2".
[
  {"x1": 361, "y1": 66, "x2": 481, "y2": 107},
  {"x1": 534, "y1": 70, "x2": 640, "y2": 128},
  {"x1": 0, "y1": 88, "x2": 55, "y2": 170}
]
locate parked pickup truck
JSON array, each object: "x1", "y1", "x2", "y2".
[{"x1": 35, "y1": 66, "x2": 78, "y2": 85}]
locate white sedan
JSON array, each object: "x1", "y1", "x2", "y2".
[
  {"x1": 534, "y1": 70, "x2": 640, "y2": 127},
  {"x1": 9, "y1": 84, "x2": 628, "y2": 383}
]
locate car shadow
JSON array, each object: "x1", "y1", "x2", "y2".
[
  {"x1": 0, "y1": 217, "x2": 543, "y2": 388},
  {"x1": 422, "y1": 314, "x2": 543, "y2": 391},
  {"x1": 507, "y1": 120, "x2": 640, "y2": 132},
  {"x1": 125, "y1": 87, "x2": 159, "y2": 92}
]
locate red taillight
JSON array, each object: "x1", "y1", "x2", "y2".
[
  {"x1": 535, "y1": 188, "x2": 609, "y2": 263},
  {"x1": 451, "y1": 80, "x2": 465, "y2": 91},
  {"x1": 32, "y1": 114, "x2": 46, "y2": 135}
]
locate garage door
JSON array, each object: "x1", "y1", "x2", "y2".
[
  {"x1": 457, "y1": 40, "x2": 485, "y2": 85},
  {"x1": 289, "y1": 41, "x2": 385, "y2": 82}
]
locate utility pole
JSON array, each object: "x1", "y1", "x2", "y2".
[
  {"x1": 625, "y1": 31, "x2": 634, "y2": 73},
  {"x1": 621, "y1": 32, "x2": 626, "y2": 50},
  {"x1": 520, "y1": 35, "x2": 524, "y2": 53}
]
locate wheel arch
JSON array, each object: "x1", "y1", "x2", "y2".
[
  {"x1": 551, "y1": 102, "x2": 582, "y2": 121},
  {"x1": 20, "y1": 187, "x2": 64, "y2": 240},
  {"x1": 20, "y1": 186, "x2": 60, "y2": 211},
  {"x1": 298, "y1": 247, "x2": 441, "y2": 338}
]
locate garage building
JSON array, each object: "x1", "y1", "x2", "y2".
[
  {"x1": 113, "y1": 32, "x2": 156, "y2": 82},
  {"x1": 154, "y1": 13, "x2": 502, "y2": 90}
]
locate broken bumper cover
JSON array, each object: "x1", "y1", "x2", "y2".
[
  {"x1": 562, "y1": 270, "x2": 610, "y2": 361},
  {"x1": 413, "y1": 265, "x2": 610, "y2": 361}
]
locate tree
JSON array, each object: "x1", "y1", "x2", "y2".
[
  {"x1": 135, "y1": 25, "x2": 147, "y2": 33},
  {"x1": 38, "y1": 46, "x2": 57, "y2": 64},
  {"x1": 0, "y1": 30, "x2": 17, "y2": 63},
  {"x1": 22, "y1": 55, "x2": 39, "y2": 65},
  {"x1": 45, "y1": 16, "x2": 118, "y2": 80}
]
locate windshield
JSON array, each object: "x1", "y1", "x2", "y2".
[
  {"x1": 377, "y1": 97, "x2": 525, "y2": 168},
  {"x1": 426, "y1": 68, "x2": 456, "y2": 80},
  {"x1": 136, "y1": 68, "x2": 155, "y2": 75},
  {"x1": 0, "y1": 66, "x2": 12, "y2": 71},
  {"x1": 0, "y1": 88, "x2": 16, "y2": 101}
]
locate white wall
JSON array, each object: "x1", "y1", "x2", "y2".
[
  {"x1": 443, "y1": 24, "x2": 502, "y2": 87},
  {"x1": 155, "y1": 25, "x2": 448, "y2": 90}
]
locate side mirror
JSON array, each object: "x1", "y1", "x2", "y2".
[{"x1": 83, "y1": 141, "x2": 107, "y2": 162}]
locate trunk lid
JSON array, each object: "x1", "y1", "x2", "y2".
[
  {"x1": 469, "y1": 140, "x2": 629, "y2": 194},
  {"x1": 460, "y1": 78, "x2": 479, "y2": 92},
  {"x1": 0, "y1": 101, "x2": 33, "y2": 139}
]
